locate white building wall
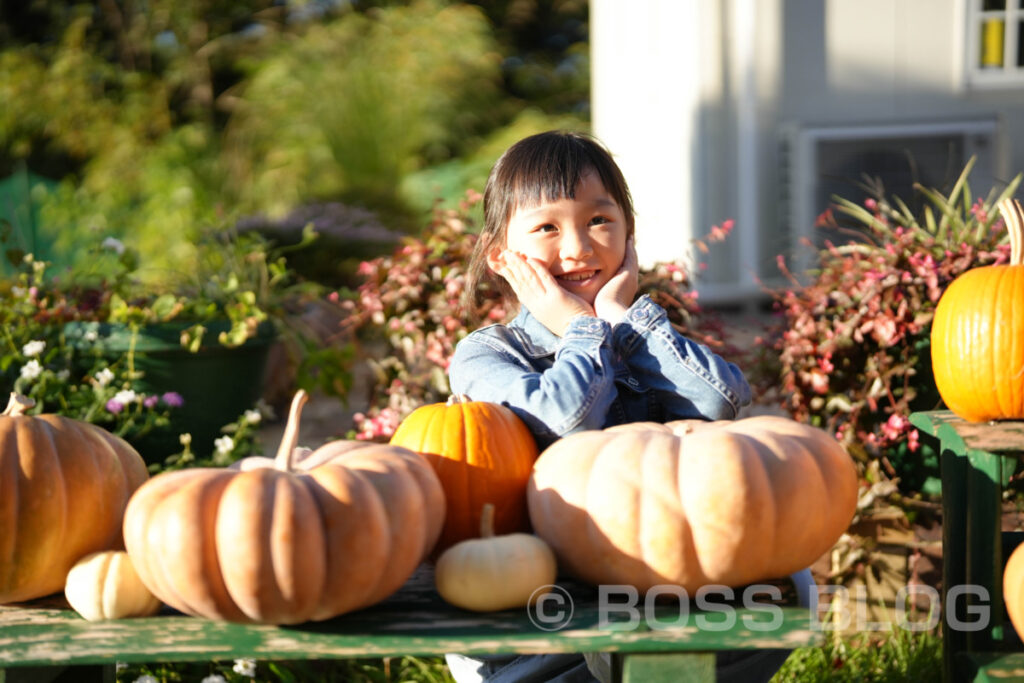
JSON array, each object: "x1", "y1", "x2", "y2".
[
  {"x1": 590, "y1": 0, "x2": 1024, "y2": 305},
  {"x1": 589, "y1": 0, "x2": 710, "y2": 270}
]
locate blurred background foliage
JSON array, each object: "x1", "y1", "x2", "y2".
[{"x1": 0, "y1": 0, "x2": 590, "y2": 285}]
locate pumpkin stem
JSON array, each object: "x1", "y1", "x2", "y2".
[
  {"x1": 479, "y1": 503, "x2": 496, "y2": 538},
  {"x1": 2, "y1": 393, "x2": 35, "y2": 417},
  {"x1": 1001, "y1": 198, "x2": 1024, "y2": 266},
  {"x1": 275, "y1": 390, "x2": 309, "y2": 471},
  {"x1": 447, "y1": 394, "x2": 472, "y2": 406}
]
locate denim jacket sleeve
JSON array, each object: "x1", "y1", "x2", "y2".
[
  {"x1": 612, "y1": 295, "x2": 751, "y2": 420},
  {"x1": 448, "y1": 315, "x2": 618, "y2": 445}
]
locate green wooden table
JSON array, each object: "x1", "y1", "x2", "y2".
[
  {"x1": 0, "y1": 566, "x2": 820, "y2": 683},
  {"x1": 909, "y1": 410, "x2": 1024, "y2": 682}
]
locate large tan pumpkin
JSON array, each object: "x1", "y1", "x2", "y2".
[
  {"x1": 0, "y1": 393, "x2": 149, "y2": 604},
  {"x1": 527, "y1": 416, "x2": 858, "y2": 592},
  {"x1": 123, "y1": 390, "x2": 445, "y2": 624}
]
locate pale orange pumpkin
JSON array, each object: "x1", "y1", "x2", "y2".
[
  {"x1": 931, "y1": 198, "x2": 1024, "y2": 422},
  {"x1": 390, "y1": 395, "x2": 539, "y2": 553},
  {"x1": 527, "y1": 416, "x2": 858, "y2": 593},
  {"x1": 123, "y1": 390, "x2": 445, "y2": 624},
  {"x1": 0, "y1": 393, "x2": 149, "y2": 604},
  {"x1": 1005, "y1": 540, "x2": 1024, "y2": 641}
]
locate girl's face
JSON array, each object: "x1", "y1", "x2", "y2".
[{"x1": 490, "y1": 170, "x2": 629, "y2": 306}]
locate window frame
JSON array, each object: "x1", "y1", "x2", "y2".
[{"x1": 964, "y1": 0, "x2": 1024, "y2": 87}]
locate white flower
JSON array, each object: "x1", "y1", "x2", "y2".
[
  {"x1": 201, "y1": 675, "x2": 227, "y2": 683},
  {"x1": 179, "y1": 433, "x2": 193, "y2": 446},
  {"x1": 214, "y1": 436, "x2": 235, "y2": 456},
  {"x1": 243, "y1": 409, "x2": 262, "y2": 425},
  {"x1": 113, "y1": 389, "x2": 138, "y2": 405},
  {"x1": 11, "y1": 286, "x2": 25, "y2": 298},
  {"x1": 94, "y1": 368, "x2": 115, "y2": 387},
  {"x1": 56, "y1": 369, "x2": 70, "y2": 382},
  {"x1": 133, "y1": 676, "x2": 158, "y2": 683},
  {"x1": 19, "y1": 360, "x2": 42, "y2": 382},
  {"x1": 22, "y1": 340, "x2": 46, "y2": 357},
  {"x1": 102, "y1": 237, "x2": 126, "y2": 255},
  {"x1": 84, "y1": 329, "x2": 99, "y2": 343},
  {"x1": 232, "y1": 658, "x2": 257, "y2": 677}
]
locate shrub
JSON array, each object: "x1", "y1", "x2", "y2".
[{"x1": 765, "y1": 159, "x2": 1022, "y2": 491}]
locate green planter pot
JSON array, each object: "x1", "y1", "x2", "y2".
[{"x1": 65, "y1": 320, "x2": 275, "y2": 464}]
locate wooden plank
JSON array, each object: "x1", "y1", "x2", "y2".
[
  {"x1": 912, "y1": 410, "x2": 1024, "y2": 458},
  {"x1": 0, "y1": 568, "x2": 822, "y2": 667}
]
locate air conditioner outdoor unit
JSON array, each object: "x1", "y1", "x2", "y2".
[{"x1": 777, "y1": 119, "x2": 999, "y2": 281}]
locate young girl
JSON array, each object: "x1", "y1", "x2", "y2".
[
  {"x1": 450, "y1": 130, "x2": 751, "y2": 449},
  {"x1": 446, "y1": 131, "x2": 808, "y2": 683}
]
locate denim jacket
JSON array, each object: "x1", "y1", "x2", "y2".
[{"x1": 448, "y1": 295, "x2": 751, "y2": 448}]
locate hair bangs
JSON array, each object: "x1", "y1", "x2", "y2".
[{"x1": 507, "y1": 137, "x2": 591, "y2": 210}]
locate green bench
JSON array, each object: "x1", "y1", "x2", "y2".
[{"x1": 0, "y1": 566, "x2": 820, "y2": 683}]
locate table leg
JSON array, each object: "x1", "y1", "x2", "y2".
[
  {"x1": 965, "y1": 447, "x2": 1006, "y2": 650},
  {"x1": 936, "y1": 427, "x2": 969, "y2": 683},
  {"x1": 618, "y1": 652, "x2": 715, "y2": 683}
]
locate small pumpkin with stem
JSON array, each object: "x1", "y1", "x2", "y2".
[
  {"x1": 932, "y1": 198, "x2": 1024, "y2": 422},
  {"x1": 64, "y1": 550, "x2": 162, "y2": 621},
  {"x1": 390, "y1": 395, "x2": 539, "y2": 554},
  {"x1": 0, "y1": 393, "x2": 149, "y2": 604},
  {"x1": 435, "y1": 503, "x2": 557, "y2": 612},
  {"x1": 123, "y1": 390, "x2": 445, "y2": 624}
]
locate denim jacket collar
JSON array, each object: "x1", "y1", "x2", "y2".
[{"x1": 508, "y1": 307, "x2": 560, "y2": 359}]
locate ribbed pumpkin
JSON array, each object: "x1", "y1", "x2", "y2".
[
  {"x1": 931, "y1": 198, "x2": 1024, "y2": 422},
  {"x1": 1005, "y1": 540, "x2": 1024, "y2": 641},
  {"x1": 527, "y1": 416, "x2": 858, "y2": 592},
  {"x1": 0, "y1": 393, "x2": 149, "y2": 604},
  {"x1": 123, "y1": 390, "x2": 445, "y2": 624},
  {"x1": 435, "y1": 503, "x2": 557, "y2": 612},
  {"x1": 64, "y1": 550, "x2": 162, "y2": 621},
  {"x1": 390, "y1": 395, "x2": 539, "y2": 553}
]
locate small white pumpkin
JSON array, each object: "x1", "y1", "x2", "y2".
[
  {"x1": 435, "y1": 503, "x2": 557, "y2": 612},
  {"x1": 64, "y1": 550, "x2": 161, "y2": 621}
]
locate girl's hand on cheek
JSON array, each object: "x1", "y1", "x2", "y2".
[
  {"x1": 497, "y1": 251, "x2": 594, "y2": 336},
  {"x1": 594, "y1": 237, "x2": 639, "y2": 324}
]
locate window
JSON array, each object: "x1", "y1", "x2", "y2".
[{"x1": 965, "y1": 0, "x2": 1024, "y2": 86}]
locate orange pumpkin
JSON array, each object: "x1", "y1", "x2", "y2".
[
  {"x1": 931, "y1": 198, "x2": 1024, "y2": 422},
  {"x1": 390, "y1": 395, "x2": 539, "y2": 553},
  {"x1": 0, "y1": 393, "x2": 149, "y2": 604},
  {"x1": 527, "y1": 416, "x2": 858, "y2": 593},
  {"x1": 123, "y1": 390, "x2": 445, "y2": 624},
  {"x1": 1005, "y1": 540, "x2": 1024, "y2": 640}
]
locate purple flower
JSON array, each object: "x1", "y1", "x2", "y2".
[
  {"x1": 143, "y1": 395, "x2": 159, "y2": 409},
  {"x1": 106, "y1": 399, "x2": 124, "y2": 414},
  {"x1": 161, "y1": 392, "x2": 184, "y2": 408}
]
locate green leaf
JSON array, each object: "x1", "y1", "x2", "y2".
[{"x1": 149, "y1": 293, "x2": 180, "y2": 320}]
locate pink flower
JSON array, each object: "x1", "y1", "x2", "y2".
[
  {"x1": 106, "y1": 399, "x2": 124, "y2": 414},
  {"x1": 161, "y1": 392, "x2": 185, "y2": 407}
]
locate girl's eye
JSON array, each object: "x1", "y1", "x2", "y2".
[
  {"x1": 589, "y1": 216, "x2": 611, "y2": 226},
  {"x1": 535, "y1": 223, "x2": 558, "y2": 233}
]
